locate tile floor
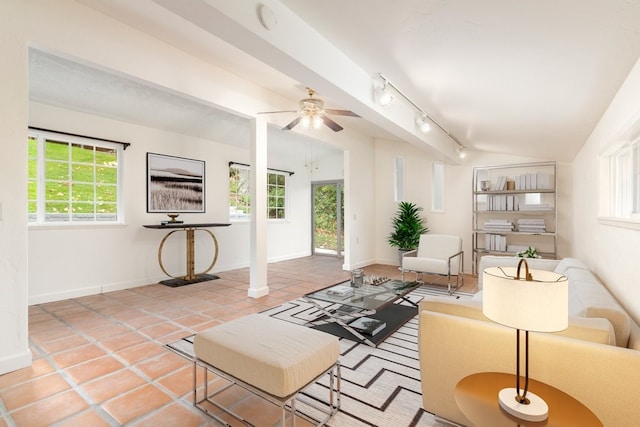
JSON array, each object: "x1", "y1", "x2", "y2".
[{"x1": 0, "y1": 256, "x2": 477, "y2": 427}]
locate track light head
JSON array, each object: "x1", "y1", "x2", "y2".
[
  {"x1": 416, "y1": 114, "x2": 431, "y2": 133},
  {"x1": 457, "y1": 146, "x2": 466, "y2": 159},
  {"x1": 374, "y1": 76, "x2": 394, "y2": 107}
]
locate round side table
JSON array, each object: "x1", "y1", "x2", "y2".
[{"x1": 455, "y1": 372, "x2": 603, "y2": 427}]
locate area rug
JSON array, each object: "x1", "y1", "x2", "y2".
[{"x1": 167, "y1": 284, "x2": 473, "y2": 427}]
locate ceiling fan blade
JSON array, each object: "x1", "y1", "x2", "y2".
[
  {"x1": 322, "y1": 115, "x2": 344, "y2": 132},
  {"x1": 282, "y1": 116, "x2": 302, "y2": 131},
  {"x1": 258, "y1": 110, "x2": 298, "y2": 115},
  {"x1": 324, "y1": 109, "x2": 360, "y2": 117}
]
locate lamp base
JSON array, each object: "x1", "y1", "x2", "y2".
[{"x1": 498, "y1": 388, "x2": 549, "y2": 422}]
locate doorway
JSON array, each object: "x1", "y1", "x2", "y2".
[{"x1": 312, "y1": 181, "x2": 344, "y2": 257}]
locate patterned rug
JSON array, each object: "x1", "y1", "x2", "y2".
[{"x1": 167, "y1": 285, "x2": 473, "y2": 427}]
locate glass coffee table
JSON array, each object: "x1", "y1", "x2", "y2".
[{"x1": 303, "y1": 279, "x2": 420, "y2": 347}]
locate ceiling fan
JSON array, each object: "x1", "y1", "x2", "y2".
[{"x1": 261, "y1": 88, "x2": 360, "y2": 132}]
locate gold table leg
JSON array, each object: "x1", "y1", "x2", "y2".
[{"x1": 157, "y1": 228, "x2": 219, "y2": 284}]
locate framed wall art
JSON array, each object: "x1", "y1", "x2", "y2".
[{"x1": 146, "y1": 152, "x2": 205, "y2": 213}]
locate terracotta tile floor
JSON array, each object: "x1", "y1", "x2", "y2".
[{"x1": 0, "y1": 256, "x2": 477, "y2": 427}]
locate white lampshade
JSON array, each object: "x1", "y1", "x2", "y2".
[{"x1": 483, "y1": 266, "x2": 568, "y2": 332}]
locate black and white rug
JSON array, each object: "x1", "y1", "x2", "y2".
[{"x1": 167, "y1": 285, "x2": 473, "y2": 427}]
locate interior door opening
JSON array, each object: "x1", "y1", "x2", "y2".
[{"x1": 312, "y1": 181, "x2": 344, "y2": 257}]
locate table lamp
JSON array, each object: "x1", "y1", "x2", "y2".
[{"x1": 482, "y1": 259, "x2": 568, "y2": 422}]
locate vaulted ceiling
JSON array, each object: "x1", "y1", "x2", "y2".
[{"x1": 34, "y1": 0, "x2": 640, "y2": 162}]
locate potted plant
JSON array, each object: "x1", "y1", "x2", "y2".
[
  {"x1": 517, "y1": 246, "x2": 540, "y2": 258},
  {"x1": 388, "y1": 201, "x2": 429, "y2": 263}
]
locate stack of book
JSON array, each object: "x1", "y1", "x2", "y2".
[
  {"x1": 517, "y1": 218, "x2": 546, "y2": 233},
  {"x1": 483, "y1": 219, "x2": 514, "y2": 231},
  {"x1": 349, "y1": 317, "x2": 386, "y2": 336},
  {"x1": 326, "y1": 285, "x2": 354, "y2": 299},
  {"x1": 519, "y1": 203, "x2": 552, "y2": 211}
]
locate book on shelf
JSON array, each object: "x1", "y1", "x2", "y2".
[
  {"x1": 485, "y1": 233, "x2": 507, "y2": 251},
  {"x1": 519, "y1": 203, "x2": 552, "y2": 211},
  {"x1": 349, "y1": 317, "x2": 386, "y2": 336}
]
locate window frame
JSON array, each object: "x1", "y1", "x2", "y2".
[
  {"x1": 598, "y1": 121, "x2": 640, "y2": 229},
  {"x1": 28, "y1": 129, "x2": 124, "y2": 226},
  {"x1": 228, "y1": 164, "x2": 288, "y2": 221}
]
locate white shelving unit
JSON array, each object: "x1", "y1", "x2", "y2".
[{"x1": 472, "y1": 161, "x2": 557, "y2": 275}]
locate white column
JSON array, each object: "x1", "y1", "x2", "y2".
[
  {"x1": 248, "y1": 116, "x2": 269, "y2": 298},
  {"x1": 0, "y1": 0, "x2": 31, "y2": 374}
]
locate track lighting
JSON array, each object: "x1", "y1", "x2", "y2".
[
  {"x1": 374, "y1": 73, "x2": 465, "y2": 158},
  {"x1": 374, "y1": 76, "x2": 394, "y2": 107},
  {"x1": 416, "y1": 114, "x2": 431, "y2": 133}
]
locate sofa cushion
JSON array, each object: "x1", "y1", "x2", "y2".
[
  {"x1": 585, "y1": 306, "x2": 630, "y2": 347},
  {"x1": 567, "y1": 275, "x2": 630, "y2": 347},
  {"x1": 554, "y1": 257, "x2": 590, "y2": 275},
  {"x1": 403, "y1": 257, "x2": 449, "y2": 275}
]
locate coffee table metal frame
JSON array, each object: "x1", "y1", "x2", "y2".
[{"x1": 302, "y1": 280, "x2": 419, "y2": 347}]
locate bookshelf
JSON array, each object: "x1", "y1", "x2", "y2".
[{"x1": 472, "y1": 161, "x2": 557, "y2": 274}]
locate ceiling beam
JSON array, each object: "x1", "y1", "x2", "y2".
[{"x1": 152, "y1": 0, "x2": 461, "y2": 162}]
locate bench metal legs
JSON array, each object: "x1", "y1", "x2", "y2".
[{"x1": 193, "y1": 358, "x2": 341, "y2": 426}]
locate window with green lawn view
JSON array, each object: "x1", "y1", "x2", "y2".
[
  {"x1": 28, "y1": 130, "x2": 122, "y2": 223},
  {"x1": 229, "y1": 164, "x2": 287, "y2": 220}
]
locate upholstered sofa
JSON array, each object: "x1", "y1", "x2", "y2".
[{"x1": 418, "y1": 256, "x2": 640, "y2": 426}]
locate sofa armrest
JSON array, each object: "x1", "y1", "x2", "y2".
[{"x1": 419, "y1": 310, "x2": 640, "y2": 427}]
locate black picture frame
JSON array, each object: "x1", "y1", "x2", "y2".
[{"x1": 146, "y1": 152, "x2": 205, "y2": 213}]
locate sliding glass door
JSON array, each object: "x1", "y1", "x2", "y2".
[{"x1": 312, "y1": 181, "x2": 344, "y2": 257}]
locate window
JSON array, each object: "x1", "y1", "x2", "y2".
[
  {"x1": 229, "y1": 164, "x2": 287, "y2": 220},
  {"x1": 267, "y1": 172, "x2": 286, "y2": 219},
  {"x1": 28, "y1": 130, "x2": 122, "y2": 224},
  {"x1": 394, "y1": 156, "x2": 405, "y2": 202},
  {"x1": 609, "y1": 139, "x2": 640, "y2": 219},
  {"x1": 431, "y1": 161, "x2": 445, "y2": 212},
  {"x1": 229, "y1": 165, "x2": 251, "y2": 219}
]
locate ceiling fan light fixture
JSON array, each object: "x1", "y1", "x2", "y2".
[
  {"x1": 312, "y1": 114, "x2": 324, "y2": 129},
  {"x1": 300, "y1": 115, "x2": 311, "y2": 128},
  {"x1": 416, "y1": 114, "x2": 431, "y2": 133}
]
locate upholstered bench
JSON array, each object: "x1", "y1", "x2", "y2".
[{"x1": 193, "y1": 313, "x2": 341, "y2": 426}]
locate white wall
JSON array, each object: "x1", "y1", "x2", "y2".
[
  {"x1": 373, "y1": 140, "x2": 574, "y2": 273},
  {"x1": 17, "y1": 0, "x2": 375, "y2": 306},
  {"x1": 27, "y1": 102, "x2": 326, "y2": 303},
  {"x1": 573, "y1": 57, "x2": 640, "y2": 324}
]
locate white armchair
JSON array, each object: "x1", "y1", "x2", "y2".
[{"x1": 401, "y1": 234, "x2": 464, "y2": 294}]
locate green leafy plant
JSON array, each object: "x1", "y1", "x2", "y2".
[
  {"x1": 387, "y1": 201, "x2": 429, "y2": 250},
  {"x1": 517, "y1": 246, "x2": 538, "y2": 258}
]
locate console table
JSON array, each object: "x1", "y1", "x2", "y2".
[
  {"x1": 455, "y1": 372, "x2": 602, "y2": 426},
  {"x1": 143, "y1": 223, "x2": 231, "y2": 287}
]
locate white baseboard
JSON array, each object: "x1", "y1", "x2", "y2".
[{"x1": 0, "y1": 348, "x2": 32, "y2": 375}]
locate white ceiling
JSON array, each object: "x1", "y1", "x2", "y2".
[{"x1": 33, "y1": 0, "x2": 640, "y2": 162}]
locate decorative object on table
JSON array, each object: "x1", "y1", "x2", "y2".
[
  {"x1": 348, "y1": 317, "x2": 386, "y2": 336},
  {"x1": 351, "y1": 269, "x2": 364, "y2": 288},
  {"x1": 147, "y1": 152, "x2": 205, "y2": 213},
  {"x1": 161, "y1": 213, "x2": 183, "y2": 225},
  {"x1": 366, "y1": 276, "x2": 389, "y2": 286},
  {"x1": 482, "y1": 258, "x2": 568, "y2": 422},
  {"x1": 388, "y1": 201, "x2": 429, "y2": 264},
  {"x1": 326, "y1": 285, "x2": 354, "y2": 298},
  {"x1": 517, "y1": 246, "x2": 539, "y2": 258}
]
